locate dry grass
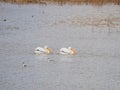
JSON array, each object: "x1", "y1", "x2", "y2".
[{"x1": 0, "y1": 0, "x2": 120, "y2": 5}]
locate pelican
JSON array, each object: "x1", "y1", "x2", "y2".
[
  {"x1": 59, "y1": 47, "x2": 77, "y2": 55},
  {"x1": 34, "y1": 46, "x2": 53, "y2": 55}
]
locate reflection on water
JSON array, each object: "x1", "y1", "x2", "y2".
[
  {"x1": 34, "y1": 53, "x2": 77, "y2": 63},
  {"x1": 58, "y1": 55, "x2": 74, "y2": 62}
]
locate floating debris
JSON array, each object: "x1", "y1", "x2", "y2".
[
  {"x1": 22, "y1": 62, "x2": 27, "y2": 67},
  {"x1": 3, "y1": 19, "x2": 6, "y2": 21}
]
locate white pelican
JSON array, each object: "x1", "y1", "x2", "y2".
[
  {"x1": 34, "y1": 46, "x2": 53, "y2": 55},
  {"x1": 59, "y1": 47, "x2": 77, "y2": 55}
]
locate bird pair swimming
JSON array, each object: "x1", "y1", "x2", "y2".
[{"x1": 34, "y1": 46, "x2": 77, "y2": 55}]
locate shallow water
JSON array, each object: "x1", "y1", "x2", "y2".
[{"x1": 0, "y1": 3, "x2": 120, "y2": 90}]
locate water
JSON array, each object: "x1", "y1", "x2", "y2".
[{"x1": 0, "y1": 3, "x2": 120, "y2": 90}]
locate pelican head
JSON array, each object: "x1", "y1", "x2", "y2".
[
  {"x1": 44, "y1": 45, "x2": 53, "y2": 54},
  {"x1": 68, "y1": 47, "x2": 77, "y2": 55},
  {"x1": 44, "y1": 45, "x2": 48, "y2": 49},
  {"x1": 68, "y1": 47, "x2": 72, "y2": 50}
]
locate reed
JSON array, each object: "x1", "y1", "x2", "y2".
[{"x1": 0, "y1": 0, "x2": 120, "y2": 5}]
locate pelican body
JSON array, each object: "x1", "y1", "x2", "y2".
[
  {"x1": 59, "y1": 47, "x2": 77, "y2": 55},
  {"x1": 34, "y1": 46, "x2": 53, "y2": 55}
]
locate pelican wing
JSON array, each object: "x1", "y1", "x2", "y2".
[
  {"x1": 35, "y1": 47, "x2": 46, "y2": 53},
  {"x1": 60, "y1": 48, "x2": 70, "y2": 54}
]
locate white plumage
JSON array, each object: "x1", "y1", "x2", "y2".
[
  {"x1": 59, "y1": 47, "x2": 77, "y2": 55},
  {"x1": 34, "y1": 46, "x2": 53, "y2": 55}
]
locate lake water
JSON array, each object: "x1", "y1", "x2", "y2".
[{"x1": 0, "y1": 3, "x2": 120, "y2": 90}]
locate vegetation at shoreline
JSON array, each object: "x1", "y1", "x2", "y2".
[{"x1": 0, "y1": 0, "x2": 120, "y2": 5}]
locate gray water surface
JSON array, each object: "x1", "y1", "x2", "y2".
[{"x1": 0, "y1": 3, "x2": 120, "y2": 90}]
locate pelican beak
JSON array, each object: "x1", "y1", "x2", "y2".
[
  {"x1": 71, "y1": 48, "x2": 77, "y2": 55},
  {"x1": 47, "y1": 48, "x2": 53, "y2": 54}
]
